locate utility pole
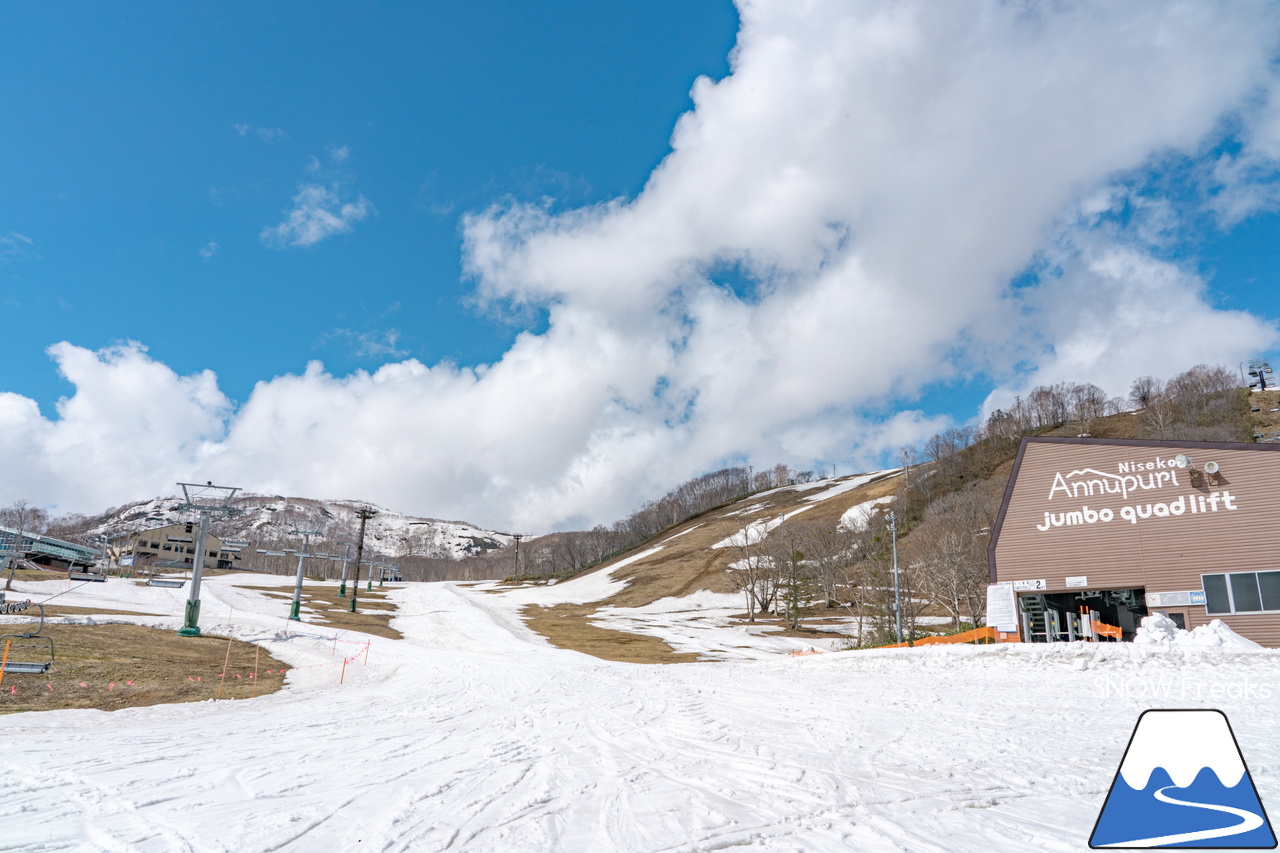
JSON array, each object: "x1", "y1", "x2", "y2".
[
  {"x1": 887, "y1": 510, "x2": 902, "y2": 644},
  {"x1": 288, "y1": 526, "x2": 323, "y2": 621},
  {"x1": 349, "y1": 507, "x2": 377, "y2": 613},
  {"x1": 176, "y1": 481, "x2": 240, "y2": 637},
  {"x1": 512, "y1": 533, "x2": 523, "y2": 577}
]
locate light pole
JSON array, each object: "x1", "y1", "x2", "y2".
[
  {"x1": 349, "y1": 507, "x2": 377, "y2": 613},
  {"x1": 176, "y1": 481, "x2": 240, "y2": 637},
  {"x1": 887, "y1": 511, "x2": 902, "y2": 644},
  {"x1": 336, "y1": 542, "x2": 354, "y2": 598},
  {"x1": 288, "y1": 526, "x2": 323, "y2": 621}
]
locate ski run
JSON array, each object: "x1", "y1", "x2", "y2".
[{"x1": 3, "y1": 572, "x2": 1279, "y2": 852}]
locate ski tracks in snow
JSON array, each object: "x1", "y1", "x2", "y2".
[{"x1": 3, "y1": 581, "x2": 1278, "y2": 851}]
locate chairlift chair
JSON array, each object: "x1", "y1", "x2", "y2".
[{"x1": 0, "y1": 603, "x2": 54, "y2": 674}]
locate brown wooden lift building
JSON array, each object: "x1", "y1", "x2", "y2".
[{"x1": 989, "y1": 436, "x2": 1280, "y2": 647}]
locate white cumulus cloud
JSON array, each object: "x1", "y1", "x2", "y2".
[{"x1": 0, "y1": 343, "x2": 230, "y2": 514}]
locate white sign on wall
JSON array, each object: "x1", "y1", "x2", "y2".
[
  {"x1": 1013, "y1": 579, "x2": 1047, "y2": 591},
  {"x1": 1148, "y1": 591, "x2": 1195, "y2": 607},
  {"x1": 1066, "y1": 576, "x2": 1088, "y2": 588},
  {"x1": 986, "y1": 582, "x2": 1019, "y2": 633}
]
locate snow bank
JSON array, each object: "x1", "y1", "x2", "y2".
[
  {"x1": 799, "y1": 469, "x2": 897, "y2": 504},
  {"x1": 711, "y1": 506, "x2": 813, "y2": 548},
  {"x1": 483, "y1": 545, "x2": 665, "y2": 608},
  {"x1": 1134, "y1": 612, "x2": 1264, "y2": 650},
  {"x1": 838, "y1": 496, "x2": 894, "y2": 531}
]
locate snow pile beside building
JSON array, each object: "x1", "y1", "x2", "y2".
[{"x1": 1134, "y1": 612, "x2": 1264, "y2": 650}]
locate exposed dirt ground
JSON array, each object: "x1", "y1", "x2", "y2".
[{"x1": 0, "y1": 623, "x2": 288, "y2": 714}]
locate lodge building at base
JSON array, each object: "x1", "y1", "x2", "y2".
[{"x1": 989, "y1": 436, "x2": 1280, "y2": 648}]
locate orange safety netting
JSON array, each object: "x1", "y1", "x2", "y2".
[{"x1": 877, "y1": 625, "x2": 1009, "y2": 649}]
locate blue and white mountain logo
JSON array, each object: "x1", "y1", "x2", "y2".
[{"x1": 1090, "y1": 709, "x2": 1276, "y2": 848}]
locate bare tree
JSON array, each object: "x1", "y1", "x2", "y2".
[
  {"x1": 906, "y1": 487, "x2": 996, "y2": 630},
  {"x1": 832, "y1": 510, "x2": 898, "y2": 646},
  {"x1": 1, "y1": 500, "x2": 48, "y2": 590},
  {"x1": 765, "y1": 519, "x2": 810, "y2": 631},
  {"x1": 797, "y1": 521, "x2": 851, "y2": 609},
  {"x1": 1128, "y1": 375, "x2": 1165, "y2": 409},
  {"x1": 1068, "y1": 382, "x2": 1109, "y2": 434},
  {"x1": 1143, "y1": 397, "x2": 1178, "y2": 437},
  {"x1": 725, "y1": 519, "x2": 765, "y2": 623}
]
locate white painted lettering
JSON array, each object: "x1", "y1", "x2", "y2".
[{"x1": 1048, "y1": 472, "x2": 1072, "y2": 500}]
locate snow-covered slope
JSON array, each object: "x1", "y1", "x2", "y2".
[
  {"x1": 89, "y1": 494, "x2": 512, "y2": 559},
  {"x1": 3, "y1": 574, "x2": 1279, "y2": 852}
]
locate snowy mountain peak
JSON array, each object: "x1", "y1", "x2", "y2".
[{"x1": 89, "y1": 494, "x2": 512, "y2": 561}]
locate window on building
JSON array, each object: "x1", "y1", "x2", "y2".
[
  {"x1": 208, "y1": 550, "x2": 217, "y2": 558},
  {"x1": 151, "y1": 542, "x2": 160, "y2": 549},
  {"x1": 1202, "y1": 571, "x2": 1280, "y2": 614},
  {"x1": 186, "y1": 547, "x2": 195, "y2": 554},
  {"x1": 163, "y1": 544, "x2": 172, "y2": 551}
]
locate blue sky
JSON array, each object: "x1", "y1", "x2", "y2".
[
  {"x1": 1, "y1": 1, "x2": 737, "y2": 409},
  {"x1": 4, "y1": 1, "x2": 1280, "y2": 530}
]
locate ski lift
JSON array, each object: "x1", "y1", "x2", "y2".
[{"x1": 0, "y1": 602, "x2": 55, "y2": 674}]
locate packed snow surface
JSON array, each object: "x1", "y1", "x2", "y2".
[{"x1": 3, "y1": 575, "x2": 1280, "y2": 852}]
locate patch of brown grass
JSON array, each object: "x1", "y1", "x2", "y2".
[
  {"x1": 523, "y1": 604, "x2": 699, "y2": 664},
  {"x1": 0, "y1": 622, "x2": 287, "y2": 714},
  {"x1": 1249, "y1": 388, "x2": 1280, "y2": 438},
  {"x1": 231, "y1": 583, "x2": 402, "y2": 639},
  {"x1": 40, "y1": 605, "x2": 152, "y2": 618},
  {"x1": 4, "y1": 568, "x2": 73, "y2": 584}
]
